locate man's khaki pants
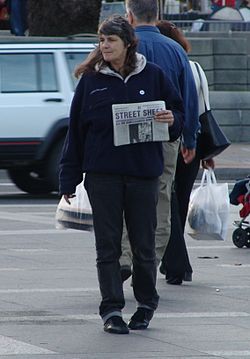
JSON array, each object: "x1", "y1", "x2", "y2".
[{"x1": 120, "y1": 140, "x2": 180, "y2": 268}]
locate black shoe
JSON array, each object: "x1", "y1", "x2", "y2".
[
  {"x1": 128, "y1": 308, "x2": 154, "y2": 330},
  {"x1": 183, "y1": 271, "x2": 192, "y2": 282},
  {"x1": 104, "y1": 316, "x2": 129, "y2": 334},
  {"x1": 167, "y1": 276, "x2": 183, "y2": 285},
  {"x1": 120, "y1": 265, "x2": 132, "y2": 282},
  {"x1": 159, "y1": 262, "x2": 166, "y2": 275}
]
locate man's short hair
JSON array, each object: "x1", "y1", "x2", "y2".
[{"x1": 126, "y1": 0, "x2": 159, "y2": 23}]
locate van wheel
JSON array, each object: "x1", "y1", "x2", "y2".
[
  {"x1": 8, "y1": 167, "x2": 53, "y2": 194},
  {"x1": 47, "y1": 138, "x2": 65, "y2": 192}
]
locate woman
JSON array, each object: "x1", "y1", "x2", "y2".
[
  {"x1": 59, "y1": 15, "x2": 184, "y2": 334},
  {"x1": 156, "y1": 20, "x2": 214, "y2": 284}
]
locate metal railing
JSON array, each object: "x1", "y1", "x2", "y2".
[{"x1": 164, "y1": 18, "x2": 250, "y2": 31}]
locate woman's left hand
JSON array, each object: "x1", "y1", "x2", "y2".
[{"x1": 154, "y1": 110, "x2": 174, "y2": 127}]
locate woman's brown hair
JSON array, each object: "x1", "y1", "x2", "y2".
[
  {"x1": 75, "y1": 15, "x2": 138, "y2": 78},
  {"x1": 156, "y1": 20, "x2": 191, "y2": 53}
]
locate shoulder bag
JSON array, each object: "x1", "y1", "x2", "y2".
[{"x1": 194, "y1": 62, "x2": 230, "y2": 161}]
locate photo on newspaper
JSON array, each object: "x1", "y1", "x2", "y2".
[{"x1": 112, "y1": 101, "x2": 169, "y2": 146}]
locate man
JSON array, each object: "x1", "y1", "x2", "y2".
[{"x1": 120, "y1": 0, "x2": 199, "y2": 280}]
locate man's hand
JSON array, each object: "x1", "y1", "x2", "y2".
[{"x1": 181, "y1": 146, "x2": 196, "y2": 164}]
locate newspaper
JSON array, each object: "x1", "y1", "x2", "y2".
[{"x1": 112, "y1": 101, "x2": 169, "y2": 146}]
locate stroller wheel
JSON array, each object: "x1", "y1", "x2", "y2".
[
  {"x1": 245, "y1": 228, "x2": 250, "y2": 248},
  {"x1": 232, "y1": 228, "x2": 247, "y2": 248}
]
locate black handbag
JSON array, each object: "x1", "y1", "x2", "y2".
[{"x1": 194, "y1": 63, "x2": 230, "y2": 161}]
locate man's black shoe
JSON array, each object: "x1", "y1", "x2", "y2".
[
  {"x1": 120, "y1": 265, "x2": 132, "y2": 282},
  {"x1": 104, "y1": 316, "x2": 129, "y2": 334},
  {"x1": 167, "y1": 276, "x2": 183, "y2": 285},
  {"x1": 128, "y1": 308, "x2": 154, "y2": 330}
]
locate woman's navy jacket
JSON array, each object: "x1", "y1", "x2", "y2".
[{"x1": 59, "y1": 56, "x2": 184, "y2": 195}]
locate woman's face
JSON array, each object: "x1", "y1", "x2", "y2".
[{"x1": 99, "y1": 34, "x2": 128, "y2": 71}]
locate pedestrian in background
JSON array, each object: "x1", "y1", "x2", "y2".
[
  {"x1": 7, "y1": 0, "x2": 27, "y2": 36},
  {"x1": 157, "y1": 20, "x2": 215, "y2": 284},
  {"x1": 59, "y1": 15, "x2": 184, "y2": 334},
  {"x1": 120, "y1": 0, "x2": 199, "y2": 281}
]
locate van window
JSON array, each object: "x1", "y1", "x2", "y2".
[
  {"x1": 39, "y1": 53, "x2": 58, "y2": 92},
  {"x1": 65, "y1": 52, "x2": 89, "y2": 88},
  {"x1": 0, "y1": 53, "x2": 57, "y2": 93}
]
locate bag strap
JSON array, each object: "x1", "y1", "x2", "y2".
[
  {"x1": 194, "y1": 62, "x2": 208, "y2": 112},
  {"x1": 200, "y1": 169, "x2": 207, "y2": 187},
  {"x1": 201, "y1": 168, "x2": 217, "y2": 187},
  {"x1": 208, "y1": 168, "x2": 217, "y2": 184}
]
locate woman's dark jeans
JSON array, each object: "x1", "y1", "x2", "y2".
[{"x1": 84, "y1": 173, "x2": 159, "y2": 321}]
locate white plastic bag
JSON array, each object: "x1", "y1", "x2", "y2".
[
  {"x1": 188, "y1": 169, "x2": 229, "y2": 240},
  {"x1": 55, "y1": 178, "x2": 93, "y2": 231}
]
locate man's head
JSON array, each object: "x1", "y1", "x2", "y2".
[{"x1": 125, "y1": 0, "x2": 159, "y2": 26}]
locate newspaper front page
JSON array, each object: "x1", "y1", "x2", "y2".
[{"x1": 112, "y1": 101, "x2": 169, "y2": 146}]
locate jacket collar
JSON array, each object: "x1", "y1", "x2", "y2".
[
  {"x1": 96, "y1": 53, "x2": 147, "y2": 83},
  {"x1": 135, "y1": 25, "x2": 160, "y2": 34}
]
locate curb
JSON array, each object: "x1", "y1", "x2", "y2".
[{"x1": 197, "y1": 168, "x2": 249, "y2": 181}]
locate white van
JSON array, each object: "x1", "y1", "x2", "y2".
[{"x1": 0, "y1": 36, "x2": 96, "y2": 194}]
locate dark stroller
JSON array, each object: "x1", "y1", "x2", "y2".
[{"x1": 229, "y1": 177, "x2": 250, "y2": 248}]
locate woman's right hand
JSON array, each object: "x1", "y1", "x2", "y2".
[
  {"x1": 63, "y1": 194, "x2": 76, "y2": 205},
  {"x1": 201, "y1": 158, "x2": 215, "y2": 169}
]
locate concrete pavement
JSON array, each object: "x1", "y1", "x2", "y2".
[
  {"x1": 0, "y1": 192, "x2": 249, "y2": 358},
  {"x1": 0, "y1": 151, "x2": 250, "y2": 358}
]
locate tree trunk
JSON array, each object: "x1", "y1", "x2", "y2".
[{"x1": 27, "y1": 0, "x2": 102, "y2": 36}]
